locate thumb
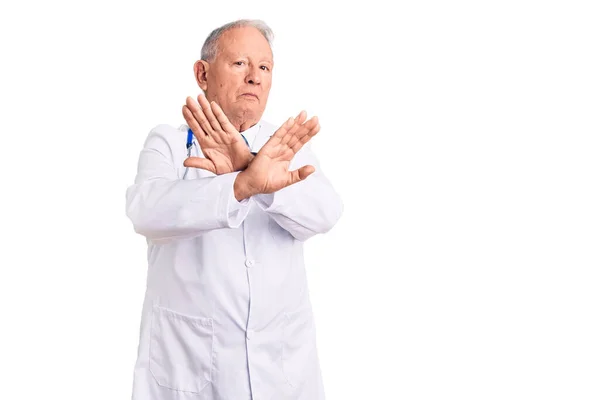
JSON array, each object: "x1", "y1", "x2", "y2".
[
  {"x1": 289, "y1": 165, "x2": 315, "y2": 185},
  {"x1": 183, "y1": 157, "x2": 217, "y2": 174},
  {"x1": 298, "y1": 165, "x2": 316, "y2": 180}
]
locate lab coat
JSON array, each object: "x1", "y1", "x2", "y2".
[{"x1": 125, "y1": 120, "x2": 343, "y2": 400}]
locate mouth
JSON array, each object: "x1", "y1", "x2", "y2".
[{"x1": 240, "y1": 93, "x2": 259, "y2": 100}]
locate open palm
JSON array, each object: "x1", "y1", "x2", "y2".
[
  {"x1": 243, "y1": 111, "x2": 320, "y2": 194},
  {"x1": 182, "y1": 95, "x2": 251, "y2": 174}
]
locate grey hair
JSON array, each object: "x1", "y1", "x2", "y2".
[{"x1": 200, "y1": 19, "x2": 274, "y2": 62}]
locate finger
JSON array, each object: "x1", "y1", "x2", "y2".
[
  {"x1": 281, "y1": 110, "x2": 307, "y2": 146},
  {"x1": 182, "y1": 104, "x2": 201, "y2": 133},
  {"x1": 186, "y1": 97, "x2": 214, "y2": 139},
  {"x1": 281, "y1": 117, "x2": 302, "y2": 146},
  {"x1": 210, "y1": 101, "x2": 238, "y2": 137},
  {"x1": 298, "y1": 165, "x2": 316, "y2": 180},
  {"x1": 292, "y1": 122, "x2": 320, "y2": 153},
  {"x1": 183, "y1": 156, "x2": 217, "y2": 174},
  {"x1": 197, "y1": 94, "x2": 222, "y2": 134},
  {"x1": 295, "y1": 110, "x2": 307, "y2": 125},
  {"x1": 269, "y1": 117, "x2": 295, "y2": 147},
  {"x1": 287, "y1": 165, "x2": 316, "y2": 186},
  {"x1": 303, "y1": 115, "x2": 319, "y2": 131},
  {"x1": 183, "y1": 104, "x2": 210, "y2": 143},
  {"x1": 287, "y1": 116, "x2": 318, "y2": 150}
]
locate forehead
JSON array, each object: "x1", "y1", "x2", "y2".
[{"x1": 216, "y1": 26, "x2": 273, "y2": 61}]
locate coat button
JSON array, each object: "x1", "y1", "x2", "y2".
[
  {"x1": 246, "y1": 329, "x2": 254, "y2": 340},
  {"x1": 245, "y1": 259, "x2": 255, "y2": 268}
]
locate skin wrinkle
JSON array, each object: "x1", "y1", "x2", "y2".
[
  {"x1": 182, "y1": 22, "x2": 320, "y2": 200},
  {"x1": 194, "y1": 26, "x2": 274, "y2": 133}
]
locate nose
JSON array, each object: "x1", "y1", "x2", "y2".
[{"x1": 245, "y1": 65, "x2": 261, "y2": 85}]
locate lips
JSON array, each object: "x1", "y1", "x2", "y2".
[{"x1": 241, "y1": 93, "x2": 259, "y2": 100}]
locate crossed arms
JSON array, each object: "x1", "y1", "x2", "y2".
[{"x1": 125, "y1": 95, "x2": 343, "y2": 243}]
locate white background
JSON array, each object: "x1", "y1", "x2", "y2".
[{"x1": 1, "y1": 0, "x2": 599, "y2": 399}]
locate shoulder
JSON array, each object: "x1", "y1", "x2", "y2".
[
  {"x1": 144, "y1": 124, "x2": 188, "y2": 147},
  {"x1": 144, "y1": 123, "x2": 188, "y2": 144},
  {"x1": 140, "y1": 123, "x2": 189, "y2": 160}
]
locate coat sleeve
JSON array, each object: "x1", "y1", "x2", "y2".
[
  {"x1": 125, "y1": 125, "x2": 251, "y2": 243},
  {"x1": 253, "y1": 143, "x2": 343, "y2": 241}
]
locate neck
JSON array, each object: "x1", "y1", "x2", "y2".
[
  {"x1": 204, "y1": 92, "x2": 262, "y2": 132},
  {"x1": 230, "y1": 115, "x2": 259, "y2": 133},
  {"x1": 239, "y1": 121, "x2": 256, "y2": 132}
]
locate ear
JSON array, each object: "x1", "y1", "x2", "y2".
[{"x1": 194, "y1": 60, "x2": 209, "y2": 91}]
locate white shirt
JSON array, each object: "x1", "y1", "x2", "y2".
[
  {"x1": 125, "y1": 120, "x2": 343, "y2": 400},
  {"x1": 240, "y1": 120, "x2": 261, "y2": 149}
]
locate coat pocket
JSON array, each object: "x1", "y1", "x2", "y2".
[
  {"x1": 149, "y1": 305, "x2": 214, "y2": 394},
  {"x1": 281, "y1": 308, "x2": 317, "y2": 388}
]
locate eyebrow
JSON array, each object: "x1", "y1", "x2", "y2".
[{"x1": 224, "y1": 51, "x2": 273, "y2": 63}]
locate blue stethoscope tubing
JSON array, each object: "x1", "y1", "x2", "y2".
[
  {"x1": 182, "y1": 127, "x2": 258, "y2": 179},
  {"x1": 182, "y1": 128, "x2": 195, "y2": 180}
]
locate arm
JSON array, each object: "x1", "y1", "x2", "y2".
[
  {"x1": 254, "y1": 143, "x2": 343, "y2": 241},
  {"x1": 177, "y1": 101, "x2": 341, "y2": 241},
  {"x1": 125, "y1": 125, "x2": 251, "y2": 243}
]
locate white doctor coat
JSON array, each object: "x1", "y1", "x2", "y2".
[{"x1": 125, "y1": 120, "x2": 343, "y2": 400}]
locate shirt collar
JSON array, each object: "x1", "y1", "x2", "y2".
[{"x1": 240, "y1": 121, "x2": 262, "y2": 150}]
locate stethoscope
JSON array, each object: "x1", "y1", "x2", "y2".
[{"x1": 182, "y1": 128, "x2": 196, "y2": 180}]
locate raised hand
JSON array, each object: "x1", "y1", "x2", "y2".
[
  {"x1": 234, "y1": 110, "x2": 320, "y2": 201},
  {"x1": 182, "y1": 94, "x2": 252, "y2": 174}
]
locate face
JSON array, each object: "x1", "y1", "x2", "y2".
[{"x1": 195, "y1": 26, "x2": 273, "y2": 130}]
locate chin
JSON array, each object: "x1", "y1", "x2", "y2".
[{"x1": 238, "y1": 105, "x2": 262, "y2": 117}]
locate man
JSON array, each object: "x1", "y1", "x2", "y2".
[{"x1": 126, "y1": 19, "x2": 343, "y2": 400}]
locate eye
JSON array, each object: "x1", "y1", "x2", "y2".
[
  {"x1": 260, "y1": 65, "x2": 270, "y2": 71},
  {"x1": 234, "y1": 61, "x2": 245, "y2": 66}
]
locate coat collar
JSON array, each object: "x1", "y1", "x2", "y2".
[{"x1": 249, "y1": 119, "x2": 278, "y2": 153}]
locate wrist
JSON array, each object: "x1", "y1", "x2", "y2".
[
  {"x1": 234, "y1": 171, "x2": 258, "y2": 201},
  {"x1": 245, "y1": 153, "x2": 256, "y2": 169},
  {"x1": 236, "y1": 151, "x2": 255, "y2": 172}
]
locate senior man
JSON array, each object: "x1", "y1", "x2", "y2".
[{"x1": 126, "y1": 19, "x2": 343, "y2": 400}]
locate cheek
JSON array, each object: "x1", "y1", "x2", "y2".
[
  {"x1": 215, "y1": 81, "x2": 231, "y2": 96},
  {"x1": 263, "y1": 81, "x2": 272, "y2": 94},
  {"x1": 263, "y1": 75, "x2": 273, "y2": 88}
]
